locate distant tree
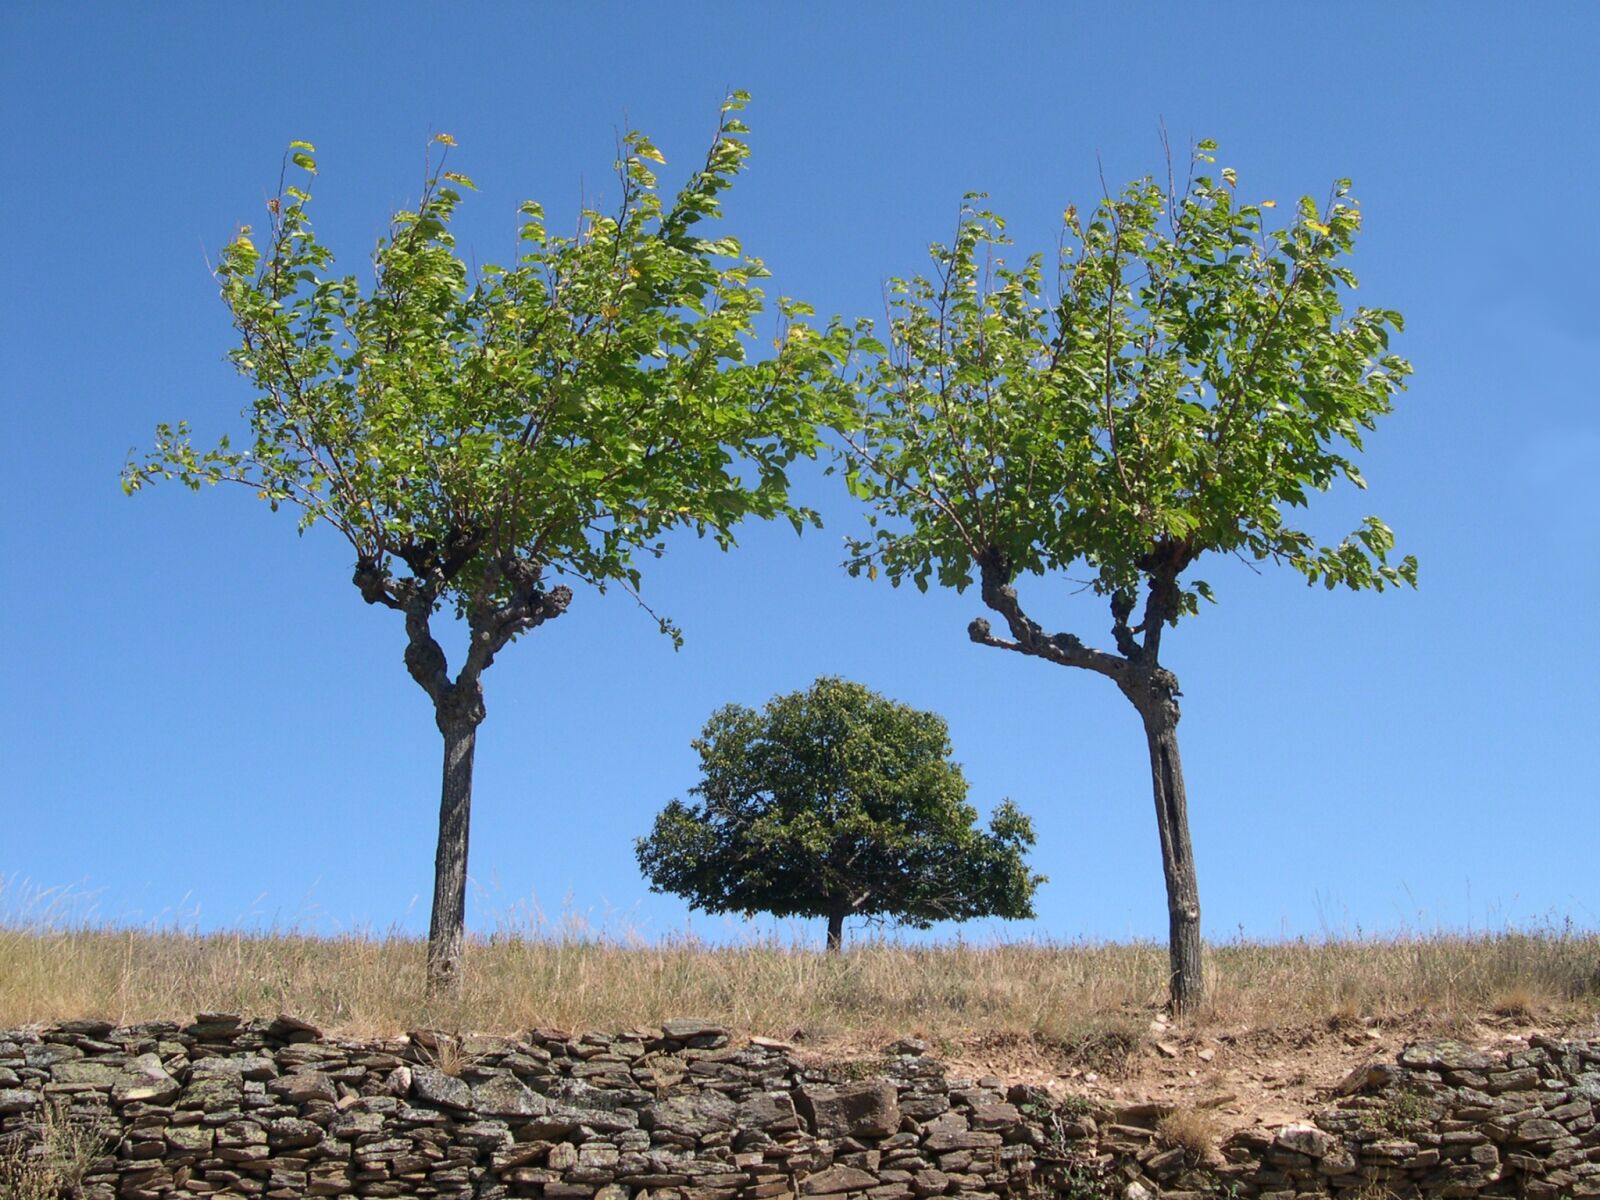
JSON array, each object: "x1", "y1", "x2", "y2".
[
  {"x1": 636, "y1": 676, "x2": 1043, "y2": 950},
  {"x1": 836, "y1": 142, "x2": 1415, "y2": 1010},
  {"x1": 123, "y1": 94, "x2": 853, "y2": 993}
]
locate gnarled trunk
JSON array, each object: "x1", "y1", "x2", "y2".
[
  {"x1": 971, "y1": 555, "x2": 1205, "y2": 1013},
  {"x1": 1137, "y1": 701, "x2": 1203, "y2": 1013},
  {"x1": 427, "y1": 718, "x2": 478, "y2": 994},
  {"x1": 355, "y1": 551, "x2": 572, "y2": 1000}
]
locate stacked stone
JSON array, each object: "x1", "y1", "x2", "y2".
[
  {"x1": 0, "y1": 1019, "x2": 1044, "y2": 1200},
  {"x1": 1214, "y1": 1036, "x2": 1600, "y2": 1199},
  {"x1": 4, "y1": 1021, "x2": 1597, "y2": 1199}
]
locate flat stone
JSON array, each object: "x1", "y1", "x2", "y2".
[
  {"x1": 472, "y1": 1074, "x2": 547, "y2": 1119},
  {"x1": 645, "y1": 1090, "x2": 739, "y2": 1137},
  {"x1": 114, "y1": 1053, "x2": 181, "y2": 1104},
  {"x1": 1335, "y1": 1060, "x2": 1396, "y2": 1095},
  {"x1": 1399, "y1": 1040, "x2": 1494, "y2": 1072},
  {"x1": 268, "y1": 1070, "x2": 337, "y2": 1105},
  {"x1": 266, "y1": 1014, "x2": 324, "y2": 1042},
  {"x1": 264, "y1": 1115, "x2": 323, "y2": 1149},
  {"x1": 803, "y1": 1165, "x2": 880, "y2": 1195},
  {"x1": 0, "y1": 1087, "x2": 40, "y2": 1113},
  {"x1": 887, "y1": 1039, "x2": 930, "y2": 1057},
  {"x1": 661, "y1": 1019, "x2": 729, "y2": 1042},
  {"x1": 1274, "y1": 1124, "x2": 1335, "y2": 1158},
  {"x1": 923, "y1": 1130, "x2": 1002, "y2": 1153},
  {"x1": 52, "y1": 1059, "x2": 119, "y2": 1088},
  {"x1": 410, "y1": 1065, "x2": 473, "y2": 1111},
  {"x1": 58, "y1": 1018, "x2": 118, "y2": 1037},
  {"x1": 178, "y1": 1074, "x2": 242, "y2": 1111},
  {"x1": 738, "y1": 1090, "x2": 800, "y2": 1134},
  {"x1": 164, "y1": 1125, "x2": 214, "y2": 1153},
  {"x1": 797, "y1": 1080, "x2": 900, "y2": 1139},
  {"x1": 189, "y1": 1054, "x2": 276, "y2": 1081},
  {"x1": 968, "y1": 1103, "x2": 1021, "y2": 1132},
  {"x1": 1511, "y1": 1117, "x2": 1566, "y2": 1143}
]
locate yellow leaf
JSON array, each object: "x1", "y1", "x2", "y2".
[
  {"x1": 433, "y1": 132, "x2": 457, "y2": 146},
  {"x1": 638, "y1": 145, "x2": 667, "y2": 165},
  {"x1": 1260, "y1": 199, "x2": 1277, "y2": 208},
  {"x1": 1221, "y1": 167, "x2": 1237, "y2": 187},
  {"x1": 1305, "y1": 219, "x2": 1331, "y2": 235}
]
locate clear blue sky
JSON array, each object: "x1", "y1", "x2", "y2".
[{"x1": 3, "y1": 3, "x2": 1596, "y2": 947}]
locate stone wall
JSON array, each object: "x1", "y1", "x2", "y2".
[{"x1": 1, "y1": 1017, "x2": 1596, "y2": 1199}]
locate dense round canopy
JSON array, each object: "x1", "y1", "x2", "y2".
[{"x1": 636, "y1": 677, "x2": 1043, "y2": 944}]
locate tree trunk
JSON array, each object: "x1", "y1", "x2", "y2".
[
  {"x1": 1139, "y1": 704, "x2": 1204, "y2": 1013},
  {"x1": 825, "y1": 907, "x2": 846, "y2": 954},
  {"x1": 426, "y1": 719, "x2": 478, "y2": 995}
]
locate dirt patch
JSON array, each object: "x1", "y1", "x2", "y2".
[{"x1": 798, "y1": 1004, "x2": 1600, "y2": 1139}]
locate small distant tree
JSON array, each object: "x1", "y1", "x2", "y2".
[
  {"x1": 122, "y1": 94, "x2": 853, "y2": 993},
  {"x1": 836, "y1": 142, "x2": 1416, "y2": 1010},
  {"x1": 636, "y1": 676, "x2": 1044, "y2": 950}
]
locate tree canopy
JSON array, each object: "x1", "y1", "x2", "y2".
[
  {"x1": 636, "y1": 677, "x2": 1043, "y2": 949},
  {"x1": 839, "y1": 140, "x2": 1415, "y2": 616},
  {"x1": 122, "y1": 93, "x2": 856, "y2": 990},
  {"x1": 833, "y1": 141, "x2": 1415, "y2": 1008},
  {"x1": 125, "y1": 93, "x2": 854, "y2": 646}
]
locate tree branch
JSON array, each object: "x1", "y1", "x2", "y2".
[
  {"x1": 460, "y1": 556, "x2": 573, "y2": 684},
  {"x1": 969, "y1": 551, "x2": 1127, "y2": 681}
]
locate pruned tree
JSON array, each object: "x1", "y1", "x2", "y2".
[
  {"x1": 123, "y1": 94, "x2": 853, "y2": 992},
  {"x1": 836, "y1": 141, "x2": 1415, "y2": 1010},
  {"x1": 636, "y1": 676, "x2": 1043, "y2": 950}
]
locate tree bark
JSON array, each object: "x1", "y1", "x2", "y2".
[
  {"x1": 970, "y1": 553, "x2": 1204, "y2": 1013},
  {"x1": 427, "y1": 718, "x2": 478, "y2": 994},
  {"x1": 353, "y1": 554, "x2": 572, "y2": 1000},
  {"x1": 1138, "y1": 701, "x2": 1204, "y2": 1013},
  {"x1": 825, "y1": 907, "x2": 846, "y2": 954}
]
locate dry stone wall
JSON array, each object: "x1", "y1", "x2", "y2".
[{"x1": 1, "y1": 1017, "x2": 1596, "y2": 1199}]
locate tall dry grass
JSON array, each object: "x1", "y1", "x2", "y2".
[{"x1": 3, "y1": 885, "x2": 1595, "y2": 1050}]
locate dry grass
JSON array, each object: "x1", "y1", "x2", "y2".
[
  {"x1": 2, "y1": 897, "x2": 1595, "y2": 1059},
  {"x1": 1156, "y1": 1105, "x2": 1223, "y2": 1166},
  {"x1": 0, "y1": 1099, "x2": 108, "y2": 1200}
]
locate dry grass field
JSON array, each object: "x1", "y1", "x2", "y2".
[{"x1": 4, "y1": 913, "x2": 1595, "y2": 1062}]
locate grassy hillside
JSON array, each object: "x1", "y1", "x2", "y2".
[{"x1": 4, "y1": 921, "x2": 1595, "y2": 1056}]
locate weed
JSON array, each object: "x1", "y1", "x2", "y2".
[
  {"x1": 1037, "y1": 1157, "x2": 1115, "y2": 1200},
  {"x1": 1361, "y1": 1083, "x2": 1435, "y2": 1137},
  {"x1": 0, "y1": 1099, "x2": 109, "y2": 1200},
  {"x1": 1157, "y1": 1106, "x2": 1222, "y2": 1167},
  {"x1": 1491, "y1": 985, "x2": 1538, "y2": 1021}
]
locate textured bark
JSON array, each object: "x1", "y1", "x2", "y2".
[
  {"x1": 353, "y1": 550, "x2": 574, "y2": 999},
  {"x1": 427, "y1": 719, "x2": 478, "y2": 993},
  {"x1": 1138, "y1": 701, "x2": 1204, "y2": 1013},
  {"x1": 825, "y1": 907, "x2": 846, "y2": 954},
  {"x1": 969, "y1": 550, "x2": 1205, "y2": 1012}
]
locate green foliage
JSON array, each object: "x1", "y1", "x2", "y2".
[
  {"x1": 838, "y1": 140, "x2": 1416, "y2": 618},
  {"x1": 635, "y1": 677, "x2": 1044, "y2": 933},
  {"x1": 124, "y1": 94, "x2": 855, "y2": 641}
]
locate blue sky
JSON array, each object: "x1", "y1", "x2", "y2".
[{"x1": 3, "y1": 3, "x2": 1596, "y2": 947}]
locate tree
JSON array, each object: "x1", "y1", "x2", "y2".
[
  {"x1": 835, "y1": 142, "x2": 1415, "y2": 1010},
  {"x1": 123, "y1": 94, "x2": 853, "y2": 993},
  {"x1": 636, "y1": 677, "x2": 1042, "y2": 950}
]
